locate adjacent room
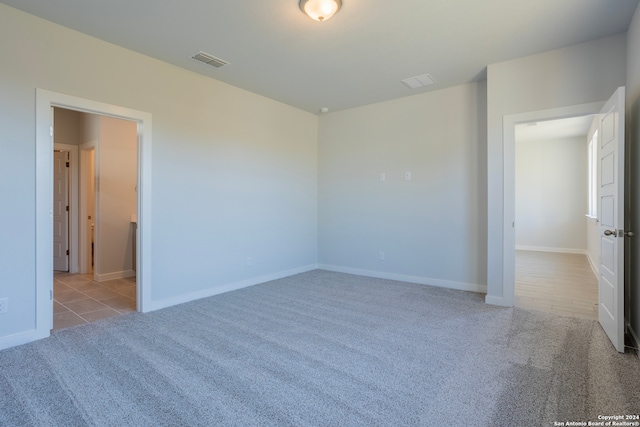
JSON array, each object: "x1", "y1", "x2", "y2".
[
  {"x1": 514, "y1": 116, "x2": 599, "y2": 319},
  {"x1": 52, "y1": 107, "x2": 138, "y2": 329},
  {"x1": 1, "y1": 0, "x2": 639, "y2": 425}
]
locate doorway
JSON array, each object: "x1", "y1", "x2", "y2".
[
  {"x1": 501, "y1": 88, "x2": 627, "y2": 352},
  {"x1": 500, "y1": 101, "x2": 604, "y2": 307},
  {"x1": 52, "y1": 107, "x2": 139, "y2": 329},
  {"x1": 35, "y1": 89, "x2": 152, "y2": 340},
  {"x1": 513, "y1": 115, "x2": 599, "y2": 319}
]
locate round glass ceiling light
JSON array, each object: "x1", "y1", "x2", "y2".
[{"x1": 299, "y1": 0, "x2": 342, "y2": 22}]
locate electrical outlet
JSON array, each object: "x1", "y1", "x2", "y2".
[
  {"x1": 405, "y1": 171, "x2": 412, "y2": 181},
  {"x1": 246, "y1": 257, "x2": 252, "y2": 266},
  {"x1": 0, "y1": 298, "x2": 7, "y2": 314},
  {"x1": 379, "y1": 173, "x2": 386, "y2": 182},
  {"x1": 379, "y1": 251, "x2": 385, "y2": 261}
]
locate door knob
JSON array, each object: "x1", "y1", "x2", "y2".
[{"x1": 604, "y1": 229, "x2": 616, "y2": 236}]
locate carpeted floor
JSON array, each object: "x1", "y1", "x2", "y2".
[{"x1": 1, "y1": 270, "x2": 638, "y2": 426}]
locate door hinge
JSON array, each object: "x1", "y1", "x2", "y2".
[
  {"x1": 66, "y1": 206, "x2": 69, "y2": 212},
  {"x1": 49, "y1": 126, "x2": 53, "y2": 137},
  {"x1": 66, "y1": 161, "x2": 69, "y2": 167},
  {"x1": 50, "y1": 290, "x2": 53, "y2": 301},
  {"x1": 66, "y1": 249, "x2": 69, "y2": 256}
]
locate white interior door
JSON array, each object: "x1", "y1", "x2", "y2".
[
  {"x1": 598, "y1": 86, "x2": 625, "y2": 353},
  {"x1": 53, "y1": 150, "x2": 69, "y2": 271}
]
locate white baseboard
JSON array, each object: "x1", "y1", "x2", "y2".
[
  {"x1": 516, "y1": 245, "x2": 588, "y2": 255},
  {"x1": 586, "y1": 252, "x2": 599, "y2": 277},
  {"x1": 484, "y1": 294, "x2": 513, "y2": 307},
  {"x1": 317, "y1": 264, "x2": 487, "y2": 294},
  {"x1": 95, "y1": 269, "x2": 136, "y2": 282},
  {"x1": 146, "y1": 264, "x2": 318, "y2": 312},
  {"x1": 0, "y1": 328, "x2": 50, "y2": 352}
]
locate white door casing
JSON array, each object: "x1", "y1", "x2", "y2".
[
  {"x1": 53, "y1": 150, "x2": 69, "y2": 271},
  {"x1": 598, "y1": 86, "x2": 625, "y2": 353},
  {"x1": 31, "y1": 89, "x2": 152, "y2": 348},
  {"x1": 497, "y1": 101, "x2": 605, "y2": 308},
  {"x1": 79, "y1": 141, "x2": 96, "y2": 274}
]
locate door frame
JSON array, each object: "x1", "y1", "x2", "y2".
[
  {"x1": 79, "y1": 140, "x2": 96, "y2": 275},
  {"x1": 36, "y1": 89, "x2": 153, "y2": 337},
  {"x1": 499, "y1": 101, "x2": 604, "y2": 307}
]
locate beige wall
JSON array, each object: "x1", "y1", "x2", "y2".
[
  {"x1": 95, "y1": 116, "x2": 137, "y2": 279},
  {"x1": 53, "y1": 108, "x2": 82, "y2": 145}
]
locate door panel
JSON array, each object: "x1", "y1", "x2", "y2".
[
  {"x1": 597, "y1": 86, "x2": 625, "y2": 353},
  {"x1": 600, "y1": 238, "x2": 615, "y2": 273},
  {"x1": 601, "y1": 153, "x2": 614, "y2": 185}
]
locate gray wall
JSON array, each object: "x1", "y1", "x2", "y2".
[
  {"x1": 0, "y1": 4, "x2": 318, "y2": 345},
  {"x1": 626, "y1": 4, "x2": 640, "y2": 345},
  {"x1": 486, "y1": 34, "x2": 628, "y2": 305},
  {"x1": 318, "y1": 82, "x2": 487, "y2": 291}
]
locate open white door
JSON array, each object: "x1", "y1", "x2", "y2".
[
  {"x1": 598, "y1": 86, "x2": 625, "y2": 353},
  {"x1": 53, "y1": 150, "x2": 69, "y2": 271}
]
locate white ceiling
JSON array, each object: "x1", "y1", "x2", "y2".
[
  {"x1": 2, "y1": 0, "x2": 638, "y2": 113},
  {"x1": 515, "y1": 115, "x2": 594, "y2": 143}
]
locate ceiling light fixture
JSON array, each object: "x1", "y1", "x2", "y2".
[{"x1": 299, "y1": 0, "x2": 342, "y2": 22}]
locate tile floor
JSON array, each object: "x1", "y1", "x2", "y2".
[
  {"x1": 54, "y1": 272, "x2": 137, "y2": 330},
  {"x1": 515, "y1": 250, "x2": 598, "y2": 320}
]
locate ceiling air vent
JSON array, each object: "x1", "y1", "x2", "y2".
[
  {"x1": 191, "y1": 51, "x2": 229, "y2": 68},
  {"x1": 401, "y1": 73, "x2": 436, "y2": 90}
]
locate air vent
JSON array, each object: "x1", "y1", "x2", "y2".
[
  {"x1": 191, "y1": 51, "x2": 229, "y2": 68},
  {"x1": 401, "y1": 73, "x2": 436, "y2": 90}
]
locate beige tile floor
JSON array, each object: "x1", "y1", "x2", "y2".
[
  {"x1": 515, "y1": 250, "x2": 598, "y2": 320},
  {"x1": 54, "y1": 272, "x2": 137, "y2": 330}
]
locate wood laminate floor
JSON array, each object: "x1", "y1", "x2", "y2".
[{"x1": 515, "y1": 250, "x2": 598, "y2": 320}]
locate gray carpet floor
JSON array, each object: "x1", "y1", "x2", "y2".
[{"x1": 1, "y1": 270, "x2": 639, "y2": 426}]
